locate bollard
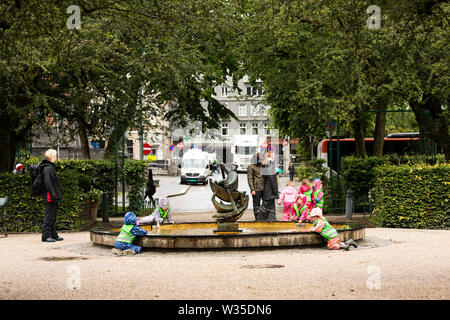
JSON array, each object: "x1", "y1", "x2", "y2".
[
  {"x1": 345, "y1": 189, "x2": 353, "y2": 220},
  {"x1": 101, "y1": 192, "x2": 109, "y2": 223}
]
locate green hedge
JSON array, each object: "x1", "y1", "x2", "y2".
[
  {"x1": 0, "y1": 170, "x2": 82, "y2": 232},
  {"x1": 341, "y1": 154, "x2": 446, "y2": 201},
  {"x1": 0, "y1": 158, "x2": 149, "y2": 232},
  {"x1": 124, "y1": 159, "x2": 148, "y2": 213},
  {"x1": 372, "y1": 163, "x2": 450, "y2": 229}
]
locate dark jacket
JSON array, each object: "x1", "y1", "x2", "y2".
[
  {"x1": 247, "y1": 164, "x2": 264, "y2": 192},
  {"x1": 288, "y1": 164, "x2": 295, "y2": 174},
  {"x1": 261, "y1": 159, "x2": 279, "y2": 201},
  {"x1": 41, "y1": 159, "x2": 63, "y2": 201},
  {"x1": 145, "y1": 169, "x2": 156, "y2": 199}
]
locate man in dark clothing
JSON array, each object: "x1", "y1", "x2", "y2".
[
  {"x1": 41, "y1": 149, "x2": 63, "y2": 242},
  {"x1": 288, "y1": 162, "x2": 295, "y2": 181},
  {"x1": 257, "y1": 151, "x2": 279, "y2": 222},
  {"x1": 145, "y1": 169, "x2": 156, "y2": 207},
  {"x1": 247, "y1": 153, "x2": 264, "y2": 220}
]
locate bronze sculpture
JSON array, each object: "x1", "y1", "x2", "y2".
[{"x1": 209, "y1": 164, "x2": 249, "y2": 223}]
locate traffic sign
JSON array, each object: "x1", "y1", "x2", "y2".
[
  {"x1": 169, "y1": 145, "x2": 175, "y2": 151},
  {"x1": 143, "y1": 143, "x2": 152, "y2": 155},
  {"x1": 177, "y1": 142, "x2": 183, "y2": 149},
  {"x1": 269, "y1": 145, "x2": 275, "y2": 152},
  {"x1": 262, "y1": 142, "x2": 268, "y2": 149}
]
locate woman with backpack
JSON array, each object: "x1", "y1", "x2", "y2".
[{"x1": 40, "y1": 149, "x2": 63, "y2": 242}]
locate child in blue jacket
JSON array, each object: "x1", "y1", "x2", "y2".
[{"x1": 112, "y1": 212, "x2": 147, "y2": 255}]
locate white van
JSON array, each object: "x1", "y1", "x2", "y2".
[{"x1": 180, "y1": 149, "x2": 211, "y2": 185}]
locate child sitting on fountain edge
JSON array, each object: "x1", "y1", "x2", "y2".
[
  {"x1": 137, "y1": 198, "x2": 174, "y2": 229},
  {"x1": 307, "y1": 208, "x2": 358, "y2": 251},
  {"x1": 112, "y1": 211, "x2": 147, "y2": 255}
]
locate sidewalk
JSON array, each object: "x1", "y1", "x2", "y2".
[{"x1": 0, "y1": 226, "x2": 448, "y2": 299}]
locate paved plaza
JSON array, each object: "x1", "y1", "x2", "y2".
[
  {"x1": 0, "y1": 215, "x2": 448, "y2": 300},
  {"x1": 1, "y1": 173, "x2": 448, "y2": 300}
]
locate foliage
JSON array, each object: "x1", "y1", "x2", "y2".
[
  {"x1": 0, "y1": 0, "x2": 242, "y2": 171},
  {"x1": 78, "y1": 175, "x2": 93, "y2": 194},
  {"x1": 0, "y1": 170, "x2": 81, "y2": 232},
  {"x1": 341, "y1": 154, "x2": 447, "y2": 201},
  {"x1": 372, "y1": 163, "x2": 450, "y2": 229},
  {"x1": 81, "y1": 188, "x2": 103, "y2": 204},
  {"x1": 123, "y1": 159, "x2": 149, "y2": 213},
  {"x1": 234, "y1": 0, "x2": 449, "y2": 159}
]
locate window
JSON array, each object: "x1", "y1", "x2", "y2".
[
  {"x1": 238, "y1": 104, "x2": 247, "y2": 117},
  {"x1": 126, "y1": 140, "x2": 134, "y2": 157},
  {"x1": 263, "y1": 123, "x2": 270, "y2": 135},
  {"x1": 235, "y1": 146, "x2": 257, "y2": 155},
  {"x1": 252, "y1": 123, "x2": 258, "y2": 135},
  {"x1": 246, "y1": 84, "x2": 263, "y2": 96},
  {"x1": 240, "y1": 123, "x2": 247, "y2": 135},
  {"x1": 250, "y1": 105, "x2": 259, "y2": 116},
  {"x1": 221, "y1": 86, "x2": 228, "y2": 96},
  {"x1": 221, "y1": 123, "x2": 229, "y2": 136}
]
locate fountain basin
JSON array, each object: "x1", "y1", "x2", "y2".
[{"x1": 90, "y1": 220, "x2": 365, "y2": 249}]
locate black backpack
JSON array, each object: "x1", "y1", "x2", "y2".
[{"x1": 29, "y1": 163, "x2": 45, "y2": 196}]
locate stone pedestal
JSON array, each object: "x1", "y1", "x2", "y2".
[{"x1": 213, "y1": 222, "x2": 242, "y2": 233}]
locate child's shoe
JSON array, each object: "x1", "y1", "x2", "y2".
[
  {"x1": 112, "y1": 248, "x2": 124, "y2": 255},
  {"x1": 346, "y1": 239, "x2": 358, "y2": 248},
  {"x1": 124, "y1": 249, "x2": 136, "y2": 255},
  {"x1": 339, "y1": 242, "x2": 350, "y2": 251}
]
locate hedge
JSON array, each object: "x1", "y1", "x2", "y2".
[
  {"x1": 0, "y1": 158, "x2": 149, "y2": 232},
  {"x1": 341, "y1": 154, "x2": 447, "y2": 201},
  {"x1": 372, "y1": 163, "x2": 450, "y2": 229},
  {"x1": 0, "y1": 170, "x2": 82, "y2": 232}
]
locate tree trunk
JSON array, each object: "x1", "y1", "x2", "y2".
[
  {"x1": 104, "y1": 131, "x2": 115, "y2": 159},
  {"x1": 352, "y1": 119, "x2": 366, "y2": 158},
  {"x1": 103, "y1": 127, "x2": 124, "y2": 159},
  {"x1": 77, "y1": 122, "x2": 91, "y2": 159},
  {"x1": 0, "y1": 115, "x2": 18, "y2": 173},
  {"x1": 373, "y1": 108, "x2": 387, "y2": 157},
  {"x1": 410, "y1": 95, "x2": 450, "y2": 162}
]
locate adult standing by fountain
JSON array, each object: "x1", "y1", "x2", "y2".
[
  {"x1": 41, "y1": 149, "x2": 63, "y2": 242},
  {"x1": 256, "y1": 151, "x2": 279, "y2": 222},
  {"x1": 247, "y1": 153, "x2": 264, "y2": 220}
]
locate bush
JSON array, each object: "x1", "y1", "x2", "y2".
[
  {"x1": 0, "y1": 169, "x2": 82, "y2": 232},
  {"x1": 124, "y1": 159, "x2": 149, "y2": 213},
  {"x1": 341, "y1": 154, "x2": 446, "y2": 201},
  {"x1": 1, "y1": 158, "x2": 149, "y2": 232},
  {"x1": 372, "y1": 163, "x2": 450, "y2": 229}
]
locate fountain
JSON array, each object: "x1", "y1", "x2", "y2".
[{"x1": 90, "y1": 165, "x2": 365, "y2": 249}]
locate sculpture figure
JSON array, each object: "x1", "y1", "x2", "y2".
[{"x1": 209, "y1": 164, "x2": 249, "y2": 223}]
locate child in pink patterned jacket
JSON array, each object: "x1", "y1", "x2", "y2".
[{"x1": 277, "y1": 181, "x2": 298, "y2": 221}]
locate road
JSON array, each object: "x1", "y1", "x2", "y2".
[{"x1": 154, "y1": 172, "x2": 293, "y2": 213}]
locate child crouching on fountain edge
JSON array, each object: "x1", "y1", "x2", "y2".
[
  {"x1": 137, "y1": 198, "x2": 174, "y2": 229},
  {"x1": 113, "y1": 211, "x2": 148, "y2": 255},
  {"x1": 307, "y1": 208, "x2": 358, "y2": 251}
]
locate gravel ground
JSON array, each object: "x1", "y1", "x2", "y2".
[{"x1": 0, "y1": 221, "x2": 448, "y2": 300}]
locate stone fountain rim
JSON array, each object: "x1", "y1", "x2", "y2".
[{"x1": 90, "y1": 220, "x2": 365, "y2": 239}]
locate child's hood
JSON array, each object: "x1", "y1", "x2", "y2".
[
  {"x1": 124, "y1": 212, "x2": 137, "y2": 225},
  {"x1": 299, "y1": 185, "x2": 311, "y2": 194},
  {"x1": 284, "y1": 186, "x2": 297, "y2": 194}
]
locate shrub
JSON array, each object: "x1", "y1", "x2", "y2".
[
  {"x1": 124, "y1": 159, "x2": 149, "y2": 213},
  {"x1": 0, "y1": 169, "x2": 82, "y2": 232},
  {"x1": 372, "y1": 163, "x2": 450, "y2": 229},
  {"x1": 341, "y1": 154, "x2": 446, "y2": 201}
]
